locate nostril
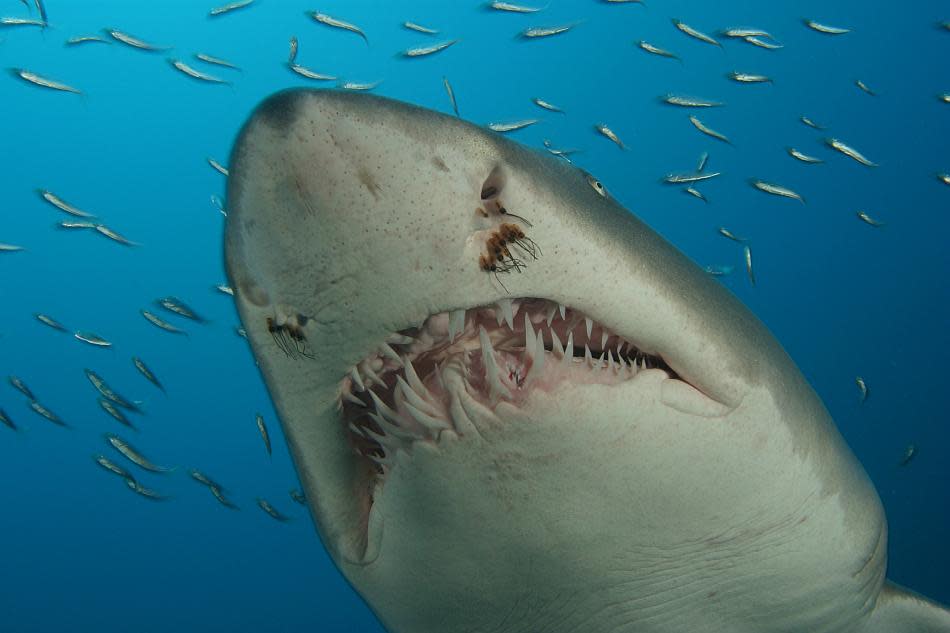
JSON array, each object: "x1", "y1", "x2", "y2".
[{"x1": 480, "y1": 164, "x2": 506, "y2": 200}]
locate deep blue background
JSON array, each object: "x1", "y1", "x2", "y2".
[{"x1": 1, "y1": 1, "x2": 947, "y2": 631}]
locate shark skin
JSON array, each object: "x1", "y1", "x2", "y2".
[{"x1": 224, "y1": 89, "x2": 950, "y2": 633}]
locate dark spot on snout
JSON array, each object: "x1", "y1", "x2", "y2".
[
  {"x1": 253, "y1": 89, "x2": 308, "y2": 132},
  {"x1": 432, "y1": 156, "x2": 450, "y2": 172}
]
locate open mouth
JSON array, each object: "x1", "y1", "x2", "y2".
[{"x1": 338, "y1": 298, "x2": 729, "y2": 501}]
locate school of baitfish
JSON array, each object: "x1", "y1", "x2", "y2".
[{"x1": 0, "y1": 1, "x2": 940, "y2": 524}]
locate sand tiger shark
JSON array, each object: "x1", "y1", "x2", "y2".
[{"x1": 224, "y1": 89, "x2": 949, "y2": 633}]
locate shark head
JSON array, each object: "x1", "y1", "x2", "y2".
[{"x1": 225, "y1": 90, "x2": 949, "y2": 633}]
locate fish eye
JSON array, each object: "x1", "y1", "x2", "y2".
[{"x1": 586, "y1": 174, "x2": 607, "y2": 197}]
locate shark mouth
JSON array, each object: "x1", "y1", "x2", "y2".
[{"x1": 338, "y1": 298, "x2": 730, "y2": 501}]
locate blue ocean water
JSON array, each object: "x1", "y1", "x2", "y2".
[{"x1": 1, "y1": 1, "x2": 947, "y2": 631}]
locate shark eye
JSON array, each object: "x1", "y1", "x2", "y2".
[{"x1": 586, "y1": 175, "x2": 607, "y2": 197}]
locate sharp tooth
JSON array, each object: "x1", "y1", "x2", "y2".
[
  {"x1": 562, "y1": 331, "x2": 574, "y2": 370},
  {"x1": 497, "y1": 299, "x2": 515, "y2": 330},
  {"x1": 606, "y1": 351, "x2": 617, "y2": 373},
  {"x1": 370, "y1": 410, "x2": 415, "y2": 441},
  {"x1": 558, "y1": 303, "x2": 566, "y2": 321},
  {"x1": 403, "y1": 356, "x2": 429, "y2": 397},
  {"x1": 550, "y1": 329, "x2": 565, "y2": 359},
  {"x1": 396, "y1": 375, "x2": 443, "y2": 419},
  {"x1": 616, "y1": 340, "x2": 625, "y2": 357},
  {"x1": 523, "y1": 312, "x2": 535, "y2": 357},
  {"x1": 585, "y1": 317, "x2": 593, "y2": 340},
  {"x1": 379, "y1": 343, "x2": 404, "y2": 367},
  {"x1": 597, "y1": 350, "x2": 606, "y2": 368},
  {"x1": 348, "y1": 422, "x2": 365, "y2": 437},
  {"x1": 343, "y1": 391, "x2": 366, "y2": 406},
  {"x1": 448, "y1": 309, "x2": 466, "y2": 341},
  {"x1": 368, "y1": 390, "x2": 401, "y2": 425},
  {"x1": 479, "y1": 325, "x2": 512, "y2": 402},
  {"x1": 362, "y1": 363, "x2": 387, "y2": 388},
  {"x1": 350, "y1": 367, "x2": 365, "y2": 392},
  {"x1": 545, "y1": 303, "x2": 557, "y2": 326},
  {"x1": 403, "y1": 401, "x2": 451, "y2": 434},
  {"x1": 532, "y1": 328, "x2": 545, "y2": 377},
  {"x1": 601, "y1": 330, "x2": 609, "y2": 350},
  {"x1": 386, "y1": 333, "x2": 415, "y2": 345},
  {"x1": 584, "y1": 344, "x2": 593, "y2": 368}
]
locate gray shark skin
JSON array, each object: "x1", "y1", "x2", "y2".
[{"x1": 224, "y1": 89, "x2": 950, "y2": 633}]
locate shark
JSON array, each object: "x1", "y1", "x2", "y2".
[{"x1": 224, "y1": 89, "x2": 950, "y2": 633}]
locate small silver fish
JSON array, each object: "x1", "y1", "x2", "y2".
[
  {"x1": 257, "y1": 498, "x2": 290, "y2": 522},
  {"x1": 207, "y1": 157, "x2": 229, "y2": 176},
  {"x1": 720, "y1": 27, "x2": 773, "y2": 39},
  {"x1": 38, "y1": 189, "x2": 95, "y2": 218},
  {"x1": 257, "y1": 413, "x2": 271, "y2": 456},
  {"x1": 696, "y1": 152, "x2": 709, "y2": 173},
  {"x1": 804, "y1": 19, "x2": 850, "y2": 35},
  {"x1": 125, "y1": 478, "x2": 168, "y2": 500},
  {"x1": 787, "y1": 147, "x2": 824, "y2": 164},
  {"x1": 95, "y1": 224, "x2": 138, "y2": 246},
  {"x1": 743, "y1": 245, "x2": 755, "y2": 286},
  {"x1": 402, "y1": 39, "x2": 458, "y2": 58},
  {"x1": 210, "y1": 195, "x2": 226, "y2": 216},
  {"x1": 74, "y1": 331, "x2": 112, "y2": 347},
  {"x1": 662, "y1": 94, "x2": 723, "y2": 108},
  {"x1": 594, "y1": 123, "x2": 625, "y2": 149},
  {"x1": 214, "y1": 284, "x2": 234, "y2": 296},
  {"x1": 718, "y1": 227, "x2": 747, "y2": 242},
  {"x1": 288, "y1": 36, "x2": 298, "y2": 64},
  {"x1": 95, "y1": 454, "x2": 135, "y2": 480},
  {"x1": 663, "y1": 171, "x2": 721, "y2": 185},
  {"x1": 339, "y1": 79, "x2": 381, "y2": 91},
  {"x1": 520, "y1": 23, "x2": 576, "y2": 39},
  {"x1": 0, "y1": 408, "x2": 16, "y2": 431},
  {"x1": 743, "y1": 36, "x2": 783, "y2": 49},
  {"x1": 290, "y1": 489, "x2": 307, "y2": 505},
  {"x1": 85, "y1": 369, "x2": 140, "y2": 412},
  {"x1": 169, "y1": 59, "x2": 229, "y2": 84},
  {"x1": 10, "y1": 68, "x2": 81, "y2": 94},
  {"x1": 898, "y1": 444, "x2": 917, "y2": 467},
  {"x1": 689, "y1": 116, "x2": 730, "y2": 144},
  {"x1": 106, "y1": 433, "x2": 172, "y2": 473},
  {"x1": 856, "y1": 211, "x2": 884, "y2": 227},
  {"x1": 704, "y1": 264, "x2": 734, "y2": 277},
  {"x1": 195, "y1": 53, "x2": 240, "y2": 70},
  {"x1": 637, "y1": 40, "x2": 679, "y2": 61},
  {"x1": 157, "y1": 296, "x2": 206, "y2": 323},
  {"x1": 289, "y1": 64, "x2": 337, "y2": 81},
  {"x1": 66, "y1": 35, "x2": 110, "y2": 45},
  {"x1": 532, "y1": 97, "x2": 563, "y2": 113},
  {"x1": 749, "y1": 179, "x2": 804, "y2": 203},
  {"x1": 235, "y1": 326, "x2": 247, "y2": 339},
  {"x1": 488, "y1": 119, "x2": 538, "y2": 133},
  {"x1": 826, "y1": 138, "x2": 878, "y2": 167},
  {"x1": 728, "y1": 71, "x2": 772, "y2": 84},
  {"x1": 133, "y1": 357, "x2": 165, "y2": 393},
  {"x1": 855, "y1": 80, "x2": 875, "y2": 96},
  {"x1": 211, "y1": 485, "x2": 239, "y2": 509},
  {"x1": 936, "y1": 173, "x2": 950, "y2": 186},
  {"x1": 190, "y1": 469, "x2": 223, "y2": 489},
  {"x1": 855, "y1": 377, "x2": 869, "y2": 403},
  {"x1": 489, "y1": 2, "x2": 544, "y2": 13},
  {"x1": 443, "y1": 76, "x2": 459, "y2": 117},
  {"x1": 98, "y1": 398, "x2": 135, "y2": 429},
  {"x1": 209, "y1": 0, "x2": 254, "y2": 17},
  {"x1": 0, "y1": 16, "x2": 45, "y2": 27},
  {"x1": 309, "y1": 12, "x2": 368, "y2": 44},
  {"x1": 33, "y1": 0, "x2": 47, "y2": 25},
  {"x1": 684, "y1": 187, "x2": 706, "y2": 202},
  {"x1": 34, "y1": 314, "x2": 66, "y2": 332},
  {"x1": 30, "y1": 400, "x2": 67, "y2": 427},
  {"x1": 106, "y1": 28, "x2": 170, "y2": 51},
  {"x1": 800, "y1": 116, "x2": 824, "y2": 129},
  {"x1": 403, "y1": 22, "x2": 438, "y2": 35},
  {"x1": 141, "y1": 310, "x2": 188, "y2": 335},
  {"x1": 0, "y1": 242, "x2": 25, "y2": 252},
  {"x1": 9, "y1": 376, "x2": 35, "y2": 399},
  {"x1": 939, "y1": 93, "x2": 950, "y2": 104},
  {"x1": 671, "y1": 19, "x2": 720, "y2": 47},
  {"x1": 57, "y1": 220, "x2": 96, "y2": 230}
]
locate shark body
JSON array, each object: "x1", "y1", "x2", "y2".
[{"x1": 225, "y1": 89, "x2": 950, "y2": 633}]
